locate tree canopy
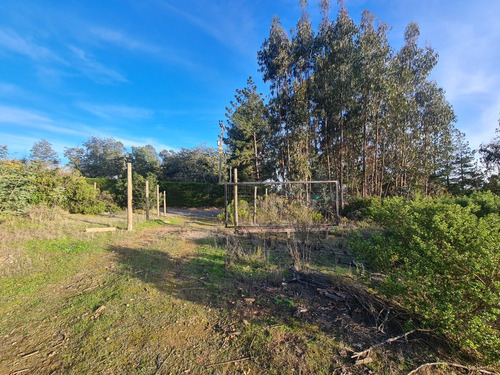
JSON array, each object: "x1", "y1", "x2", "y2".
[
  {"x1": 29, "y1": 139, "x2": 60, "y2": 167},
  {"x1": 64, "y1": 137, "x2": 126, "y2": 178},
  {"x1": 224, "y1": 2, "x2": 476, "y2": 200}
]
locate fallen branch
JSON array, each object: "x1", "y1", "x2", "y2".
[
  {"x1": 20, "y1": 350, "x2": 38, "y2": 359},
  {"x1": 206, "y1": 357, "x2": 250, "y2": 367},
  {"x1": 153, "y1": 348, "x2": 175, "y2": 375},
  {"x1": 407, "y1": 362, "x2": 498, "y2": 375},
  {"x1": 352, "y1": 330, "x2": 419, "y2": 360}
]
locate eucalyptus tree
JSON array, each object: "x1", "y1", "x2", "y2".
[
  {"x1": 386, "y1": 22, "x2": 438, "y2": 195},
  {"x1": 287, "y1": 0, "x2": 316, "y2": 182},
  {"x1": 258, "y1": 15, "x2": 292, "y2": 180},
  {"x1": 313, "y1": 3, "x2": 358, "y2": 207},
  {"x1": 225, "y1": 77, "x2": 268, "y2": 181},
  {"x1": 415, "y1": 81, "x2": 456, "y2": 193},
  {"x1": 354, "y1": 10, "x2": 391, "y2": 196}
]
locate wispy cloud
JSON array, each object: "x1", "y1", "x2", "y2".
[
  {"x1": 77, "y1": 102, "x2": 154, "y2": 120},
  {"x1": 87, "y1": 25, "x2": 203, "y2": 70},
  {"x1": 89, "y1": 27, "x2": 161, "y2": 54},
  {"x1": 69, "y1": 46, "x2": 128, "y2": 84},
  {"x1": 0, "y1": 28, "x2": 63, "y2": 63},
  {"x1": 0, "y1": 104, "x2": 91, "y2": 137},
  {"x1": 158, "y1": 1, "x2": 257, "y2": 56}
]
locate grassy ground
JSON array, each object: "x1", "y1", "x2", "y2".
[{"x1": 0, "y1": 210, "x2": 492, "y2": 374}]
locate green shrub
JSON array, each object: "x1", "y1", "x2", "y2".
[
  {"x1": 341, "y1": 196, "x2": 381, "y2": 220},
  {"x1": 61, "y1": 175, "x2": 106, "y2": 214},
  {"x1": 349, "y1": 196, "x2": 500, "y2": 364},
  {"x1": 453, "y1": 190, "x2": 500, "y2": 218},
  {"x1": 0, "y1": 160, "x2": 37, "y2": 215}
]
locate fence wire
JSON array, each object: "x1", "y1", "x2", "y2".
[{"x1": 224, "y1": 181, "x2": 339, "y2": 229}]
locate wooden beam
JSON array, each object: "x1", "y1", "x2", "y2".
[{"x1": 85, "y1": 227, "x2": 116, "y2": 233}]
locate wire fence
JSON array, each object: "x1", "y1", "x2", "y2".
[{"x1": 224, "y1": 180, "x2": 339, "y2": 230}]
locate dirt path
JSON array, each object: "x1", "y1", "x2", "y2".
[{"x1": 164, "y1": 207, "x2": 220, "y2": 218}]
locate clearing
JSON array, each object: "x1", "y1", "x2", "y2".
[{"x1": 0, "y1": 210, "x2": 492, "y2": 374}]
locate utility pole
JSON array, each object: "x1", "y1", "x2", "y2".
[{"x1": 218, "y1": 120, "x2": 225, "y2": 184}]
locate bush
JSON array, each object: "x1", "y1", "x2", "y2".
[
  {"x1": 341, "y1": 196, "x2": 381, "y2": 220},
  {"x1": 349, "y1": 196, "x2": 500, "y2": 363},
  {"x1": 0, "y1": 160, "x2": 37, "y2": 215},
  {"x1": 453, "y1": 190, "x2": 500, "y2": 218},
  {"x1": 61, "y1": 175, "x2": 107, "y2": 214}
]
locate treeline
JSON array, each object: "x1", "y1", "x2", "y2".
[
  {"x1": 224, "y1": 1, "x2": 499, "y2": 205},
  {"x1": 64, "y1": 138, "x2": 226, "y2": 183},
  {"x1": 0, "y1": 139, "x2": 226, "y2": 216},
  {"x1": 1, "y1": 138, "x2": 226, "y2": 184}
]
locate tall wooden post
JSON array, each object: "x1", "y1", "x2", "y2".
[
  {"x1": 156, "y1": 184, "x2": 160, "y2": 218},
  {"x1": 163, "y1": 191, "x2": 166, "y2": 215},
  {"x1": 127, "y1": 163, "x2": 133, "y2": 231},
  {"x1": 145, "y1": 180, "x2": 150, "y2": 220},
  {"x1": 234, "y1": 168, "x2": 238, "y2": 227},
  {"x1": 335, "y1": 181, "x2": 340, "y2": 224},
  {"x1": 253, "y1": 185, "x2": 257, "y2": 225},
  {"x1": 93, "y1": 182, "x2": 97, "y2": 190}
]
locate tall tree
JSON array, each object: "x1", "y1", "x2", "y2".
[
  {"x1": 226, "y1": 2, "x2": 460, "y2": 199},
  {"x1": 64, "y1": 137, "x2": 126, "y2": 178},
  {"x1": 129, "y1": 145, "x2": 160, "y2": 177},
  {"x1": 225, "y1": 77, "x2": 268, "y2": 181},
  {"x1": 30, "y1": 139, "x2": 60, "y2": 167},
  {"x1": 449, "y1": 129, "x2": 482, "y2": 194},
  {"x1": 258, "y1": 15, "x2": 292, "y2": 180},
  {"x1": 224, "y1": 77, "x2": 268, "y2": 181},
  {"x1": 480, "y1": 121, "x2": 500, "y2": 175},
  {"x1": 354, "y1": 10, "x2": 391, "y2": 197}
]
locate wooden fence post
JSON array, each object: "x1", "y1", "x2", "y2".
[
  {"x1": 253, "y1": 185, "x2": 257, "y2": 225},
  {"x1": 163, "y1": 191, "x2": 166, "y2": 215},
  {"x1": 145, "y1": 180, "x2": 150, "y2": 220},
  {"x1": 156, "y1": 184, "x2": 160, "y2": 218},
  {"x1": 234, "y1": 168, "x2": 238, "y2": 227},
  {"x1": 127, "y1": 163, "x2": 133, "y2": 231}
]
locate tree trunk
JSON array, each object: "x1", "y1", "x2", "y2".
[{"x1": 253, "y1": 132, "x2": 260, "y2": 181}]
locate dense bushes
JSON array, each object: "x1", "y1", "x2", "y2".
[
  {"x1": 0, "y1": 161, "x2": 37, "y2": 215},
  {"x1": 349, "y1": 194, "x2": 500, "y2": 363},
  {"x1": 0, "y1": 161, "x2": 114, "y2": 216}
]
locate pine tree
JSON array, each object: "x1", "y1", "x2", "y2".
[{"x1": 225, "y1": 77, "x2": 268, "y2": 181}]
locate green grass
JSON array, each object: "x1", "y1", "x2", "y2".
[{"x1": 0, "y1": 210, "x2": 490, "y2": 374}]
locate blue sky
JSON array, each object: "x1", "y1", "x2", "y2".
[{"x1": 0, "y1": 0, "x2": 499, "y2": 160}]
